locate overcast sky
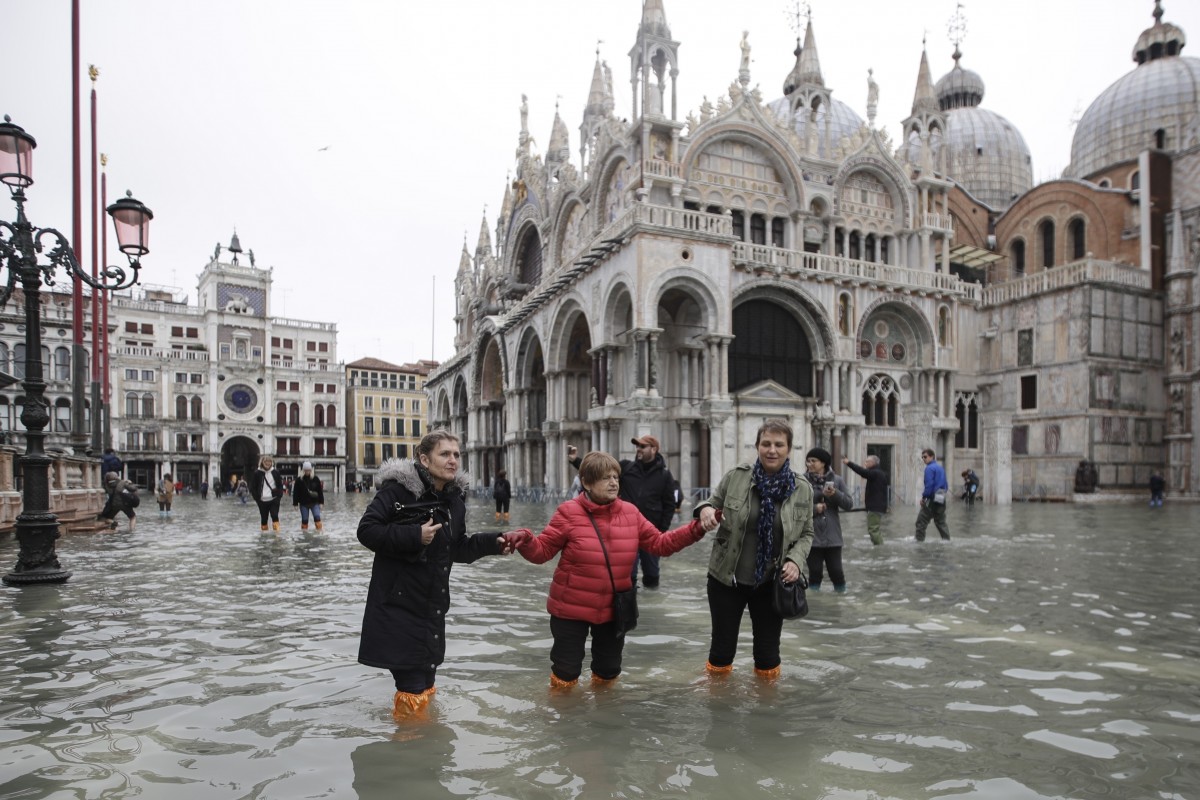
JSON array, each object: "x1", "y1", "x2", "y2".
[{"x1": 4, "y1": 1, "x2": 1195, "y2": 366}]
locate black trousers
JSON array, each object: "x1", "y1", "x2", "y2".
[
  {"x1": 494, "y1": 498, "x2": 510, "y2": 513},
  {"x1": 390, "y1": 668, "x2": 437, "y2": 693},
  {"x1": 549, "y1": 615, "x2": 625, "y2": 682},
  {"x1": 806, "y1": 546, "x2": 844, "y2": 587},
  {"x1": 255, "y1": 497, "x2": 281, "y2": 525},
  {"x1": 706, "y1": 575, "x2": 783, "y2": 671}
]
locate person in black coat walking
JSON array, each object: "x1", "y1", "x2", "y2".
[
  {"x1": 293, "y1": 461, "x2": 325, "y2": 530},
  {"x1": 249, "y1": 455, "x2": 284, "y2": 532},
  {"x1": 843, "y1": 454, "x2": 889, "y2": 545},
  {"x1": 492, "y1": 469, "x2": 512, "y2": 523},
  {"x1": 357, "y1": 430, "x2": 530, "y2": 721}
]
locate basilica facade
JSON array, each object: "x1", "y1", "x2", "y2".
[{"x1": 426, "y1": 1, "x2": 1200, "y2": 504}]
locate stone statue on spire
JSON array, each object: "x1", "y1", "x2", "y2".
[{"x1": 867, "y1": 68, "x2": 879, "y2": 126}]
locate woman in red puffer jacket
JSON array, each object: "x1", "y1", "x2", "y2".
[{"x1": 516, "y1": 451, "x2": 716, "y2": 689}]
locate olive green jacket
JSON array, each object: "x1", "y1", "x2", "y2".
[{"x1": 697, "y1": 463, "x2": 815, "y2": 586}]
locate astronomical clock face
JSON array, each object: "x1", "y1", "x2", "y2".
[{"x1": 223, "y1": 384, "x2": 258, "y2": 415}]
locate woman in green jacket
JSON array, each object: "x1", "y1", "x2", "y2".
[{"x1": 696, "y1": 419, "x2": 814, "y2": 679}]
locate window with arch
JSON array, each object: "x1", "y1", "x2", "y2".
[
  {"x1": 730, "y1": 299, "x2": 814, "y2": 396},
  {"x1": 176, "y1": 395, "x2": 188, "y2": 420},
  {"x1": 955, "y1": 393, "x2": 980, "y2": 449},
  {"x1": 326, "y1": 404, "x2": 337, "y2": 428},
  {"x1": 750, "y1": 213, "x2": 766, "y2": 245},
  {"x1": 1010, "y1": 239, "x2": 1026, "y2": 276},
  {"x1": 141, "y1": 393, "x2": 155, "y2": 418},
  {"x1": 861, "y1": 374, "x2": 899, "y2": 427},
  {"x1": 314, "y1": 404, "x2": 325, "y2": 427},
  {"x1": 1039, "y1": 220, "x2": 1055, "y2": 269},
  {"x1": 54, "y1": 398, "x2": 71, "y2": 432},
  {"x1": 1155, "y1": 129, "x2": 1166, "y2": 149},
  {"x1": 1098, "y1": 178, "x2": 1112, "y2": 188},
  {"x1": 276, "y1": 402, "x2": 287, "y2": 426},
  {"x1": 54, "y1": 347, "x2": 71, "y2": 381},
  {"x1": 125, "y1": 392, "x2": 139, "y2": 417},
  {"x1": 289, "y1": 402, "x2": 300, "y2": 426},
  {"x1": 1069, "y1": 218, "x2": 1086, "y2": 261},
  {"x1": 1130, "y1": 171, "x2": 1140, "y2": 191},
  {"x1": 937, "y1": 306, "x2": 951, "y2": 347},
  {"x1": 516, "y1": 228, "x2": 542, "y2": 286},
  {"x1": 191, "y1": 396, "x2": 203, "y2": 421}
]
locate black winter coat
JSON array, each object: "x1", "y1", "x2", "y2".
[
  {"x1": 357, "y1": 458, "x2": 503, "y2": 671},
  {"x1": 492, "y1": 478, "x2": 511, "y2": 502},
  {"x1": 845, "y1": 461, "x2": 889, "y2": 513},
  {"x1": 249, "y1": 468, "x2": 284, "y2": 502},
  {"x1": 293, "y1": 475, "x2": 325, "y2": 506},
  {"x1": 619, "y1": 454, "x2": 677, "y2": 531}
]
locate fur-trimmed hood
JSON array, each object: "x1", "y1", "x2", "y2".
[{"x1": 375, "y1": 457, "x2": 471, "y2": 495}]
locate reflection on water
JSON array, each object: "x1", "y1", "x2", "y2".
[{"x1": 1, "y1": 495, "x2": 1198, "y2": 798}]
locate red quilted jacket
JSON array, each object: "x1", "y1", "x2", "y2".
[{"x1": 517, "y1": 493, "x2": 707, "y2": 624}]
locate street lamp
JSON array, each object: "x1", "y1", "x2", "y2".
[{"x1": 0, "y1": 115, "x2": 152, "y2": 586}]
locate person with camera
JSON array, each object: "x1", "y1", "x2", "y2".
[
  {"x1": 842, "y1": 454, "x2": 888, "y2": 545},
  {"x1": 250, "y1": 455, "x2": 285, "y2": 532},
  {"x1": 802, "y1": 447, "x2": 853, "y2": 592},
  {"x1": 695, "y1": 419, "x2": 814, "y2": 680},
  {"x1": 356, "y1": 430, "x2": 530, "y2": 721},
  {"x1": 915, "y1": 449, "x2": 951, "y2": 541},
  {"x1": 514, "y1": 451, "x2": 715, "y2": 690}
]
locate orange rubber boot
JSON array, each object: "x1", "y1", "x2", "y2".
[
  {"x1": 590, "y1": 674, "x2": 618, "y2": 688},
  {"x1": 550, "y1": 673, "x2": 579, "y2": 690},
  {"x1": 392, "y1": 687, "x2": 436, "y2": 722},
  {"x1": 272, "y1": 520, "x2": 280, "y2": 532},
  {"x1": 705, "y1": 661, "x2": 734, "y2": 676},
  {"x1": 753, "y1": 665, "x2": 782, "y2": 681},
  {"x1": 314, "y1": 520, "x2": 323, "y2": 531}
]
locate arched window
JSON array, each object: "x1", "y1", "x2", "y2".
[
  {"x1": 1069, "y1": 218, "x2": 1086, "y2": 261},
  {"x1": 1039, "y1": 220, "x2": 1055, "y2": 269},
  {"x1": 1011, "y1": 239, "x2": 1026, "y2": 276},
  {"x1": 750, "y1": 213, "x2": 766, "y2": 245},
  {"x1": 289, "y1": 402, "x2": 300, "y2": 426},
  {"x1": 141, "y1": 393, "x2": 155, "y2": 418},
  {"x1": 837, "y1": 294, "x2": 852, "y2": 336},
  {"x1": 730, "y1": 299, "x2": 813, "y2": 396},
  {"x1": 848, "y1": 231, "x2": 861, "y2": 261},
  {"x1": 314, "y1": 404, "x2": 325, "y2": 427},
  {"x1": 326, "y1": 404, "x2": 337, "y2": 428},
  {"x1": 176, "y1": 395, "x2": 188, "y2": 419},
  {"x1": 276, "y1": 402, "x2": 287, "y2": 426},
  {"x1": 516, "y1": 228, "x2": 542, "y2": 286},
  {"x1": 13, "y1": 344, "x2": 25, "y2": 379},
  {"x1": 861, "y1": 374, "x2": 900, "y2": 427},
  {"x1": 191, "y1": 396, "x2": 203, "y2": 421},
  {"x1": 955, "y1": 394, "x2": 980, "y2": 449},
  {"x1": 864, "y1": 234, "x2": 877, "y2": 263},
  {"x1": 125, "y1": 392, "x2": 139, "y2": 417},
  {"x1": 54, "y1": 347, "x2": 71, "y2": 381},
  {"x1": 1130, "y1": 171, "x2": 1140, "y2": 191},
  {"x1": 54, "y1": 398, "x2": 70, "y2": 432},
  {"x1": 1155, "y1": 129, "x2": 1166, "y2": 149}
]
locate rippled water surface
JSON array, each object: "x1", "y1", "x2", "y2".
[{"x1": 1, "y1": 495, "x2": 1198, "y2": 799}]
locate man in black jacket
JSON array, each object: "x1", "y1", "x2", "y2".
[
  {"x1": 567, "y1": 434, "x2": 677, "y2": 588},
  {"x1": 843, "y1": 454, "x2": 889, "y2": 545}
]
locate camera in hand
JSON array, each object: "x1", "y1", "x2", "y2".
[{"x1": 392, "y1": 499, "x2": 447, "y2": 526}]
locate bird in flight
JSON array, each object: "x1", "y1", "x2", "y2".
[{"x1": 317, "y1": 145, "x2": 331, "y2": 152}]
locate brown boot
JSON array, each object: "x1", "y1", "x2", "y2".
[
  {"x1": 503, "y1": 512, "x2": 510, "y2": 523},
  {"x1": 314, "y1": 520, "x2": 323, "y2": 531},
  {"x1": 494, "y1": 512, "x2": 501, "y2": 522},
  {"x1": 272, "y1": 520, "x2": 280, "y2": 532},
  {"x1": 301, "y1": 522, "x2": 309, "y2": 531},
  {"x1": 260, "y1": 524, "x2": 269, "y2": 532},
  {"x1": 392, "y1": 687, "x2": 436, "y2": 722},
  {"x1": 550, "y1": 673, "x2": 579, "y2": 690}
]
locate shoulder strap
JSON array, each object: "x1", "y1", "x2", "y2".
[{"x1": 585, "y1": 511, "x2": 619, "y2": 596}]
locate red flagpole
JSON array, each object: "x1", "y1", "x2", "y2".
[{"x1": 90, "y1": 70, "x2": 99, "y2": 375}]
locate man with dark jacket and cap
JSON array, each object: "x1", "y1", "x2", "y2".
[{"x1": 567, "y1": 434, "x2": 677, "y2": 588}]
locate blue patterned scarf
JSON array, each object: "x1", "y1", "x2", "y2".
[{"x1": 752, "y1": 458, "x2": 796, "y2": 583}]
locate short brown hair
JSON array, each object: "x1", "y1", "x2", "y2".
[
  {"x1": 417, "y1": 429, "x2": 460, "y2": 458},
  {"x1": 578, "y1": 451, "x2": 621, "y2": 486},
  {"x1": 755, "y1": 418, "x2": 793, "y2": 449}
]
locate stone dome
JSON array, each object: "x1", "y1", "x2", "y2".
[
  {"x1": 1067, "y1": 7, "x2": 1199, "y2": 180},
  {"x1": 768, "y1": 95, "x2": 865, "y2": 160},
  {"x1": 921, "y1": 55, "x2": 1033, "y2": 210}
]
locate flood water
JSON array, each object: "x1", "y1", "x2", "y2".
[{"x1": 1, "y1": 492, "x2": 1197, "y2": 799}]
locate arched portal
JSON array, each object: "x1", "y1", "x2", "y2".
[{"x1": 220, "y1": 436, "x2": 260, "y2": 494}]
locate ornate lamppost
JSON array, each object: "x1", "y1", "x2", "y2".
[{"x1": 0, "y1": 115, "x2": 152, "y2": 586}]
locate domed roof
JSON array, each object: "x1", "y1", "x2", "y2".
[
  {"x1": 941, "y1": 107, "x2": 1033, "y2": 209},
  {"x1": 768, "y1": 95, "x2": 865, "y2": 160},
  {"x1": 1068, "y1": 5, "x2": 1199, "y2": 180},
  {"x1": 935, "y1": 53, "x2": 985, "y2": 110}
]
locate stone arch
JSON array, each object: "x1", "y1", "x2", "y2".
[
  {"x1": 220, "y1": 435, "x2": 260, "y2": 494},
  {"x1": 729, "y1": 282, "x2": 836, "y2": 398},
  {"x1": 547, "y1": 300, "x2": 595, "y2": 430},
  {"x1": 597, "y1": 155, "x2": 635, "y2": 225},
  {"x1": 601, "y1": 280, "x2": 636, "y2": 399},
  {"x1": 681, "y1": 125, "x2": 806, "y2": 210},
  {"x1": 834, "y1": 161, "x2": 909, "y2": 232},
  {"x1": 856, "y1": 297, "x2": 936, "y2": 368},
  {"x1": 554, "y1": 196, "x2": 590, "y2": 267},
  {"x1": 650, "y1": 272, "x2": 722, "y2": 404}
]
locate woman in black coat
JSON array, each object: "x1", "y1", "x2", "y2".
[
  {"x1": 357, "y1": 430, "x2": 529, "y2": 721},
  {"x1": 492, "y1": 468, "x2": 512, "y2": 523},
  {"x1": 249, "y1": 455, "x2": 285, "y2": 532}
]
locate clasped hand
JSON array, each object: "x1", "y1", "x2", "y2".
[
  {"x1": 697, "y1": 506, "x2": 724, "y2": 531},
  {"x1": 498, "y1": 528, "x2": 534, "y2": 554}
]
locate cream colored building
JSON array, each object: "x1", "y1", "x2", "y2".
[{"x1": 346, "y1": 358, "x2": 438, "y2": 488}]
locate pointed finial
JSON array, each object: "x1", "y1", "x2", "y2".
[
  {"x1": 88, "y1": 64, "x2": 99, "y2": 83},
  {"x1": 947, "y1": 2, "x2": 968, "y2": 56},
  {"x1": 596, "y1": 39, "x2": 603, "y2": 58},
  {"x1": 1153, "y1": 0, "x2": 1163, "y2": 25}
]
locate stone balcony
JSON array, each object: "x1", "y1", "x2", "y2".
[{"x1": 980, "y1": 258, "x2": 1152, "y2": 306}]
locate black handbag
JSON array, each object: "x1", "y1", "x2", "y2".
[
  {"x1": 586, "y1": 512, "x2": 638, "y2": 637},
  {"x1": 121, "y1": 488, "x2": 141, "y2": 508},
  {"x1": 392, "y1": 499, "x2": 447, "y2": 526},
  {"x1": 772, "y1": 553, "x2": 809, "y2": 620}
]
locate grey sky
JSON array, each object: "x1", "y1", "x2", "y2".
[{"x1": 4, "y1": 1, "x2": 1194, "y2": 366}]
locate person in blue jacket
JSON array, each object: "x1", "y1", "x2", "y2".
[{"x1": 914, "y1": 448, "x2": 951, "y2": 541}]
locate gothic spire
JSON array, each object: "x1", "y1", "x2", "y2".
[
  {"x1": 797, "y1": 17, "x2": 824, "y2": 87},
  {"x1": 475, "y1": 210, "x2": 492, "y2": 260},
  {"x1": 910, "y1": 44, "x2": 938, "y2": 116}
]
